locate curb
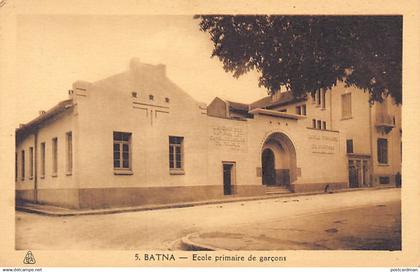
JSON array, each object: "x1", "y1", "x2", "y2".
[
  {"x1": 16, "y1": 193, "x2": 291, "y2": 217},
  {"x1": 180, "y1": 233, "x2": 226, "y2": 251},
  {"x1": 16, "y1": 186, "x2": 397, "y2": 217}
]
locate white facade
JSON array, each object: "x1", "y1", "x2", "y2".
[{"x1": 15, "y1": 59, "x2": 402, "y2": 209}]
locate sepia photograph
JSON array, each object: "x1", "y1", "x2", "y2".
[
  {"x1": 14, "y1": 14, "x2": 402, "y2": 251},
  {"x1": 1, "y1": 0, "x2": 419, "y2": 268}
]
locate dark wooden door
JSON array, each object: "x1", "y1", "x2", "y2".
[
  {"x1": 223, "y1": 164, "x2": 232, "y2": 195},
  {"x1": 262, "y1": 149, "x2": 276, "y2": 185},
  {"x1": 348, "y1": 160, "x2": 359, "y2": 188}
]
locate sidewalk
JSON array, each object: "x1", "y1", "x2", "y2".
[{"x1": 15, "y1": 186, "x2": 395, "y2": 217}]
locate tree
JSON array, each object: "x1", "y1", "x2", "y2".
[{"x1": 195, "y1": 15, "x2": 402, "y2": 104}]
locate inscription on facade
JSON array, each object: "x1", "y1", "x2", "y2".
[
  {"x1": 209, "y1": 125, "x2": 247, "y2": 151},
  {"x1": 308, "y1": 133, "x2": 339, "y2": 154}
]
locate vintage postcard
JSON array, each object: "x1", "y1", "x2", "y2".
[{"x1": 0, "y1": 0, "x2": 419, "y2": 268}]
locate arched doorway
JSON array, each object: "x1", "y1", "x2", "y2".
[
  {"x1": 261, "y1": 132, "x2": 297, "y2": 187},
  {"x1": 262, "y1": 149, "x2": 276, "y2": 185}
]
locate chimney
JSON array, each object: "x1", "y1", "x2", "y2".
[
  {"x1": 129, "y1": 57, "x2": 142, "y2": 72},
  {"x1": 19, "y1": 124, "x2": 25, "y2": 128},
  {"x1": 39, "y1": 110, "x2": 46, "y2": 116},
  {"x1": 72, "y1": 80, "x2": 91, "y2": 91},
  {"x1": 155, "y1": 64, "x2": 166, "y2": 77}
]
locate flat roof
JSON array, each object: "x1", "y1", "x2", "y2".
[{"x1": 248, "y1": 108, "x2": 306, "y2": 120}]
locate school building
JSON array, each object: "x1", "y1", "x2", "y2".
[{"x1": 15, "y1": 58, "x2": 402, "y2": 209}]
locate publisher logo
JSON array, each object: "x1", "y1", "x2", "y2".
[{"x1": 23, "y1": 251, "x2": 36, "y2": 264}]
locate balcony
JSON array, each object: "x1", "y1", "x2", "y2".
[{"x1": 375, "y1": 113, "x2": 394, "y2": 133}]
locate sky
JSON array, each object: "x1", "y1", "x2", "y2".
[{"x1": 16, "y1": 14, "x2": 267, "y2": 124}]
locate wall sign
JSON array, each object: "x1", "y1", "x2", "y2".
[
  {"x1": 308, "y1": 133, "x2": 339, "y2": 154},
  {"x1": 209, "y1": 125, "x2": 247, "y2": 152}
]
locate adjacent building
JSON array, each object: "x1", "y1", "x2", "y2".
[{"x1": 15, "y1": 58, "x2": 402, "y2": 209}]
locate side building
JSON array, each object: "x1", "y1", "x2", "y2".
[{"x1": 15, "y1": 58, "x2": 402, "y2": 209}]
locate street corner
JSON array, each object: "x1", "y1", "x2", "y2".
[
  {"x1": 180, "y1": 231, "x2": 292, "y2": 251},
  {"x1": 181, "y1": 232, "x2": 227, "y2": 251}
]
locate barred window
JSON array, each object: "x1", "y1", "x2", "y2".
[{"x1": 379, "y1": 176, "x2": 390, "y2": 184}]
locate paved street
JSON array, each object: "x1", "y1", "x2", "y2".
[{"x1": 15, "y1": 188, "x2": 401, "y2": 250}]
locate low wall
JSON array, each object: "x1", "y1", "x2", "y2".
[
  {"x1": 37, "y1": 189, "x2": 80, "y2": 209},
  {"x1": 16, "y1": 189, "x2": 80, "y2": 209},
  {"x1": 78, "y1": 185, "x2": 266, "y2": 209},
  {"x1": 15, "y1": 190, "x2": 35, "y2": 204},
  {"x1": 16, "y1": 185, "x2": 266, "y2": 209},
  {"x1": 17, "y1": 182, "x2": 367, "y2": 210}
]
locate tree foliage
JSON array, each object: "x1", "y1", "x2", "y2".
[{"x1": 195, "y1": 15, "x2": 402, "y2": 104}]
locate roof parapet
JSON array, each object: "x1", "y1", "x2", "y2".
[
  {"x1": 249, "y1": 108, "x2": 306, "y2": 120},
  {"x1": 129, "y1": 57, "x2": 166, "y2": 77},
  {"x1": 72, "y1": 80, "x2": 92, "y2": 91}
]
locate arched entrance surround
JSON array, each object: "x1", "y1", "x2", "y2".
[{"x1": 261, "y1": 132, "x2": 297, "y2": 187}]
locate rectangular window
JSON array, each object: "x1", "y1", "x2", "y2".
[
  {"x1": 15, "y1": 152, "x2": 18, "y2": 182},
  {"x1": 113, "y1": 131, "x2": 131, "y2": 170},
  {"x1": 169, "y1": 136, "x2": 184, "y2": 173},
  {"x1": 66, "y1": 132, "x2": 73, "y2": 174},
  {"x1": 52, "y1": 137, "x2": 58, "y2": 176},
  {"x1": 322, "y1": 121, "x2": 327, "y2": 130},
  {"x1": 317, "y1": 120, "x2": 322, "y2": 129},
  {"x1": 321, "y1": 90, "x2": 326, "y2": 108},
  {"x1": 296, "y1": 105, "x2": 306, "y2": 116},
  {"x1": 312, "y1": 119, "x2": 316, "y2": 128},
  {"x1": 21, "y1": 150, "x2": 25, "y2": 180},
  {"x1": 400, "y1": 141, "x2": 402, "y2": 162},
  {"x1": 377, "y1": 138, "x2": 388, "y2": 164},
  {"x1": 346, "y1": 139, "x2": 354, "y2": 154},
  {"x1": 317, "y1": 90, "x2": 321, "y2": 106},
  {"x1": 40, "y1": 142, "x2": 46, "y2": 177},
  {"x1": 29, "y1": 147, "x2": 34, "y2": 179},
  {"x1": 379, "y1": 176, "x2": 390, "y2": 184},
  {"x1": 341, "y1": 93, "x2": 352, "y2": 118}
]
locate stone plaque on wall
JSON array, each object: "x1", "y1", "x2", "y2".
[
  {"x1": 308, "y1": 133, "x2": 339, "y2": 154},
  {"x1": 209, "y1": 125, "x2": 247, "y2": 152},
  {"x1": 256, "y1": 167, "x2": 262, "y2": 177},
  {"x1": 296, "y1": 167, "x2": 302, "y2": 177}
]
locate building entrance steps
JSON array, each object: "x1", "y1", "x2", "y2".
[{"x1": 264, "y1": 186, "x2": 291, "y2": 195}]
